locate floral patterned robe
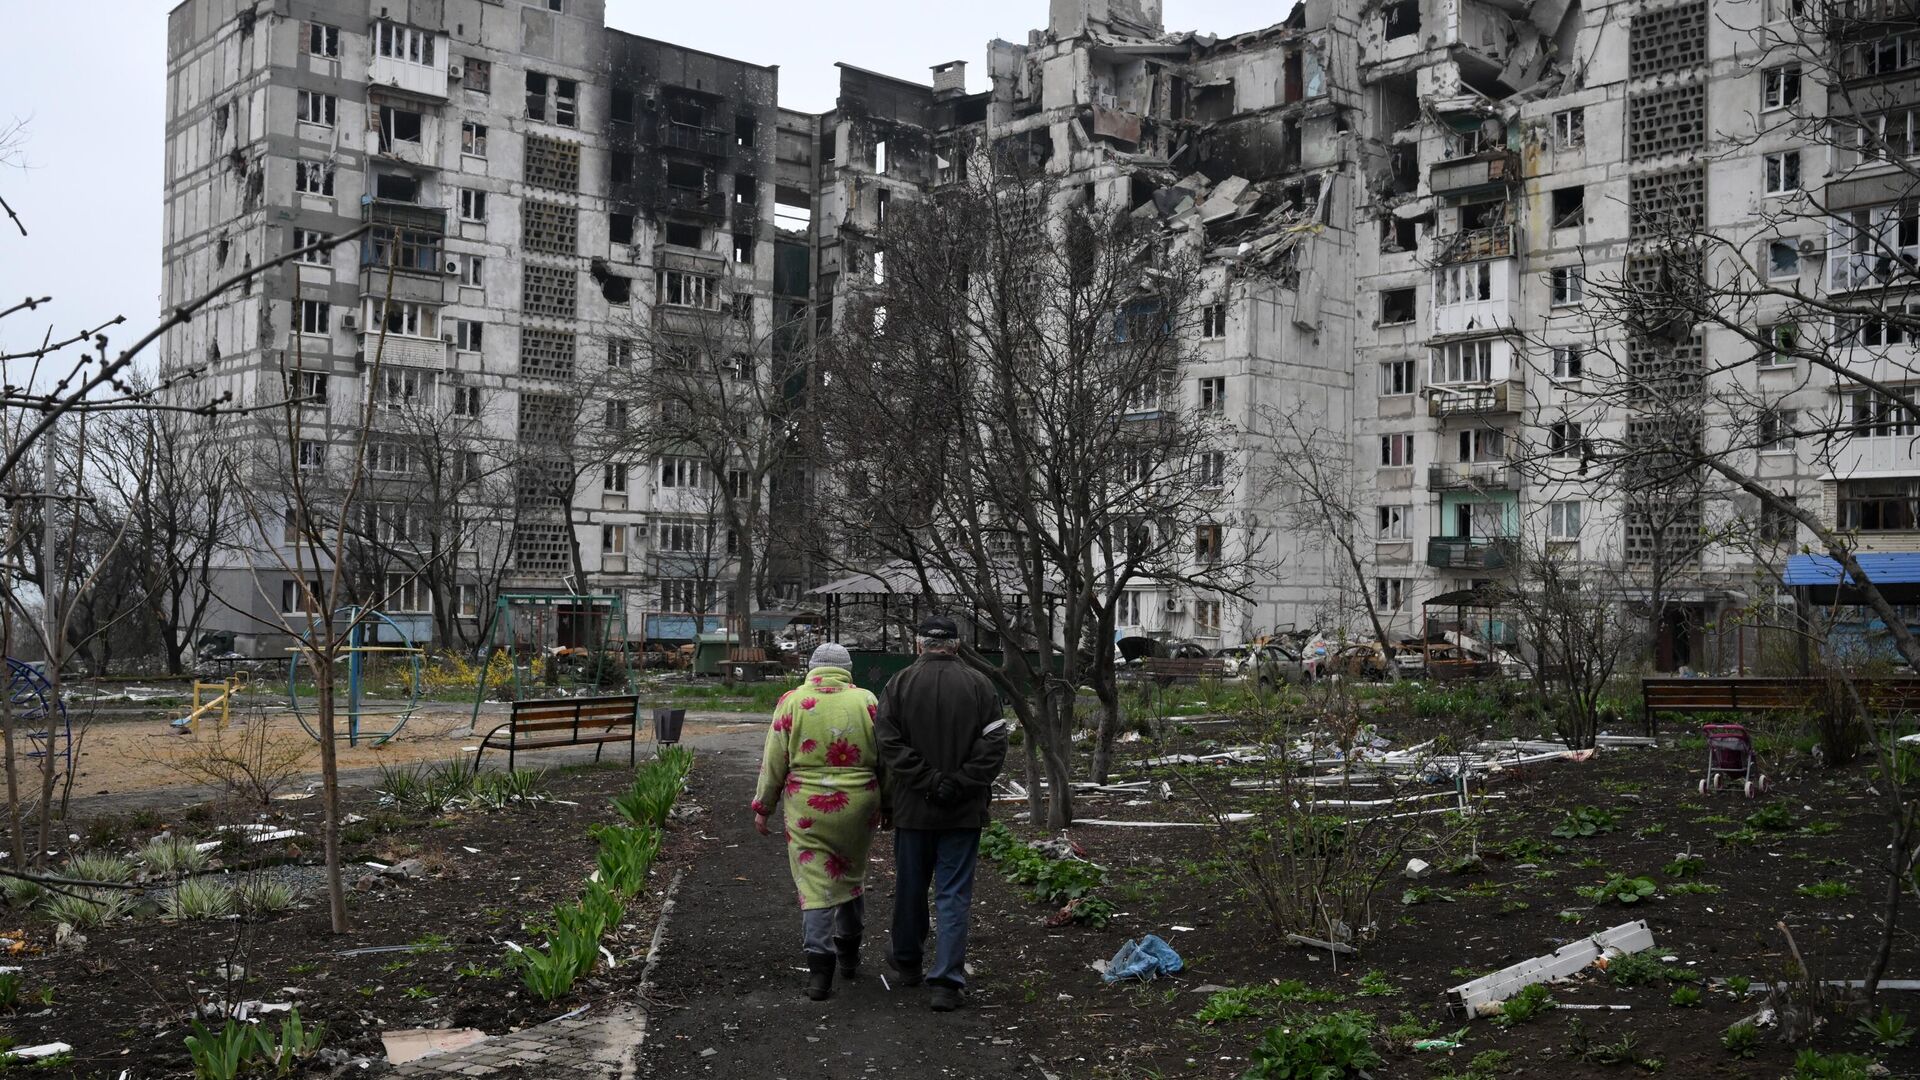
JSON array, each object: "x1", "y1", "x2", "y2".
[{"x1": 751, "y1": 665, "x2": 884, "y2": 910}]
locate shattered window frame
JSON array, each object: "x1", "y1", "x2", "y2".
[
  {"x1": 1551, "y1": 345, "x2": 1585, "y2": 381},
  {"x1": 461, "y1": 121, "x2": 489, "y2": 159},
  {"x1": 1759, "y1": 322, "x2": 1799, "y2": 366},
  {"x1": 1762, "y1": 65, "x2": 1802, "y2": 112},
  {"x1": 1380, "y1": 359, "x2": 1417, "y2": 397},
  {"x1": 1376, "y1": 504, "x2": 1410, "y2": 540},
  {"x1": 1552, "y1": 107, "x2": 1585, "y2": 150},
  {"x1": 1379, "y1": 432, "x2": 1415, "y2": 467},
  {"x1": 296, "y1": 90, "x2": 337, "y2": 128},
  {"x1": 1374, "y1": 577, "x2": 1405, "y2": 611},
  {"x1": 1764, "y1": 150, "x2": 1802, "y2": 195},
  {"x1": 304, "y1": 22, "x2": 340, "y2": 58}
]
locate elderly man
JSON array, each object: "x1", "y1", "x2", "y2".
[{"x1": 874, "y1": 614, "x2": 1007, "y2": 1012}]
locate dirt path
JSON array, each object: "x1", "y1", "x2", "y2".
[{"x1": 636, "y1": 734, "x2": 1035, "y2": 1079}]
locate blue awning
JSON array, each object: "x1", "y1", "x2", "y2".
[{"x1": 1783, "y1": 553, "x2": 1920, "y2": 587}]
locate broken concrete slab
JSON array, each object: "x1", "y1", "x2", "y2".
[
  {"x1": 381, "y1": 1027, "x2": 488, "y2": 1064},
  {"x1": 1447, "y1": 921, "x2": 1656, "y2": 1019}
]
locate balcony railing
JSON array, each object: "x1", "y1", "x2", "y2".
[
  {"x1": 652, "y1": 186, "x2": 729, "y2": 221},
  {"x1": 1428, "y1": 536, "x2": 1516, "y2": 570},
  {"x1": 1428, "y1": 381, "x2": 1519, "y2": 417},
  {"x1": 1435, "y1": 224, "x2": 1515, "y2": 263},
  {"x1": 657, "y1": 123, "x2": 730, "y2": 157},
  {"x1": 1430, "y1": 149, "x2": 1520, "y2": 195},
  {"x1": 1428, "y1": 462, "x2": 1521, "y2": 491}
]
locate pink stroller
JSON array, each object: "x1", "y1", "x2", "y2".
[{"x1": 1698, "y1": 723, "x2": 1769, "y2": 798}]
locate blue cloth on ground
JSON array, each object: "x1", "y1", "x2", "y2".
[{"x1": 1102, "y1": 934, "x2": 1183, "y2": 983}]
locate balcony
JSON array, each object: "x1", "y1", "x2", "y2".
[
  {"x1": 1428, "y1": 381, "x2": 1520, "y2": 417},
  {"x1": 1430, "y1": 149, "x2": 1520, "y2": 196},
  {"x1": 1428, "y1": 461, "x2": 1521, "y2": 491},
  {"x1": 369, "y1": 55, "x2": 448, "y2": 100},
  {"x1": 1435, "y1": 224, "x2": 1515, "y2": 263},
  {"x1": 652, "y1": 186, "x2": 729, "y2": 222},
  {"x1": 1428, "y1": 536, "x2": 1516, "y2": 570},
  {"x1": 359, "y1": 333, "x2": 447, "y2": 369},
  {"x1": 658, "y1": 123, "x2": 730, "y2": 158}
]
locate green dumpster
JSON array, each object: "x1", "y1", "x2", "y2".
[{"x1": 692, "y1": 632, "x2": 737, "y2": 676}]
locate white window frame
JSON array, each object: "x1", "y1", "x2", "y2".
[
  {"x1": 1763, "y1": 65, "x2": 1802, "y2": 112},
  {"x1": 373, "y1": 367, "x2": 425, "y2": 409},
  {"x1": 367, "y1": 441, "x2": 414, "y2": 477},
  {"x1": 1548, "y1": 500, "x2": 1583, "y2": 540},
  {"x1": 363, "y1": 299, "x2": 439, "y2": 340},
  {"x1": 1201, "y1": 303, "x2": 1227, "y2": 339},
  {"x1": 1760, "y1": 322, "x2": 1799, "y2": 367},
  {"x1": 1199, "y1": 375, "x2": 1226, "y2": 410},
  {"x1": 1374, "y1": 577, "x2": 1405, "y2": 611},
  {"x1": 296, "y1": 90, "x2": 337, "y2": 128},
  {"x1": 1551, "y1": 345, "x2": 1584, "y2": 381},
  {"x1": 451, "y1": 384, "x2": 482, "y2": 417},
  {"x1": 1377, "y1": 504, "x2": 1410, "y2": 540},
  {"x1": 1381, "y1": 358, "x2": 1417, "y2": 396},
  {"x1": 304, "y1": 23, "x2": 340, "y2": 58},
  {"x1": 1458, "y1": 427, "x2": 1505, "y2": 463},
  {"x1": 660, "y1": 270, "x2": 717, "y2": 310},
  {"x1": 1548, "y1": 421, "x2": 1586, "y2": 460},
  {"x1": 1552, "y1": 107, "x2": 1584, "y2": 150},
  {"x1": 294, "y1": 160, "x2": 335, "y2": 196},
  {"x1": 374, "y1": 22, "x2": 437, "y2": 66},
  {"x1": 296, "y1": 440, "x2": 326, "y2": 471},
  {"x1": 384, "y1": 572, "x2": 431, "y2": 614},
  {"x1": 1760, "y1": 408, "x2": 1799, "y2": 452},
  {"x1": 1194, "y1": 598, "x2": 1223, "y2": 637},
  {"x1": 455, "y1": 320, "x2": 484, "y2": 352},
  {"x1": 293, "y1": 228, "x2": 332, "y2": 265},
  {"x1": 293, "y1": 370, "x2": 329, "y2": 403},
  {"x1": 460, "y1": 254, "x2": 484, "y2": 287},
  {"x1": 656, "y1": 520, "x2": 711, "y2": 553},
  {"x1": 458, "y1": 188, "x2": 488, "y2": 223},
  {"x1": 602, "y1": 524, "x2": 628, "y2": 556},
  {"x1": 604, "y1": 462, "x2": 629, "y2": 494},
  {"x1": 1549, "y1": 265, "x2": 1585, "y2": 306},
  {"x1": 1432, "y1": 340, "x2": 1494, "y2": 385},
  {"x1": 461, "y1": 121, "x2": 488, "y2": 159},
  {"x1": 1764, "y1": 151, "x2": 1802, "y2": 196},
  {"x1": 1766, "y1": 239, "x2": 1802, "y2": 280},
  {"x1": 1198, "y1": 451, "x2": 1226, "y2": 489},
  {"x1": 1380, "y1": 433, "x2": 1415, "y2": 467},
  {"x1": 298, "y1": 298, "x2": 331, "y2": 335},
  {"x1": 658, "y1": 457, "x2": 706, "y2": 489}
]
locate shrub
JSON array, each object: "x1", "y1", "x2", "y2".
[
  {"x1": 234, "y1": 877, "x2": 298, "y2": 917},
  {"x1": 1662, "y1": 855, "x2": 1703, "y2": 879},
  {"x1": 141, "y1": 837, "x2": 211, "y2": 877},
  {"x1": 1577, "y1": 875, "x2": 1656, "y2": 905},
  {"x1": 1495, "y1": 983, "x2": 1555, "y2": 1026},
  {"x1": 3, "y1": 876, "x2": 42, "y2": 909},
  {"x1": 0, "y1": 971, "x2": 20, "y2": 1009},
  {"x1": 1669, "y1": 986, "x2": 1702, "y2": 1008},
  {"x1": 42, "y1": 887, "x2": 129, "y2": 928},
  {"x1": 1243, "y1": 1010, "x2": 1381, "y2": 1079},
  {"x1": 472, "y1": 768, "x2": 547, "y2": 809},
  {"x1": 1796, "y1": 879, "x2": 1855, "y2": 900},
  {"x1": 1193, "y1": 981, "x2": 1343, "y2": 1023},
  {"x1": 1792, "y1": 1050, "x2": 1877, "y2": 1080},
  {"x1": 1722, "y1": 1021, "x2": 1760, "y2": 1058},
  {"x1": 164, "y1": 878, "x2": 235, "y2": 921},
  {"x1": 66, "y1": 853, "x2": 135, "y2": 883},
  {"x1": 1551, "y1": 806, "x2": 1618, "y2": 839},
  {"x1": 1604, "y1": 950, "x2": 1666, "y2": 987},
  {"x1": 1745, "y1": 804, "x2": 1797, "y2": 832},
  {"x1": 1856, "y1": 1008, "x2": 1912, "y2": 1049}
]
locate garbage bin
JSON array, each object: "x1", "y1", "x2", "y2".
[{"x1": 653, "y1": 707, "x2": 687, "y2": 745}]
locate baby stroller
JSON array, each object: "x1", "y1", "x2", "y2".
[{"x1": 1697, "y1": 723, "x2": 1769, "y2": 798}]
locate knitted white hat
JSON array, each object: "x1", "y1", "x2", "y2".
[{"x1": 808, "y1": 642, "x2": 853, "y2": 670}]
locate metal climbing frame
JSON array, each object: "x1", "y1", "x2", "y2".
[
  {"x1": 5, "y1": 658, "x2": 69, "y2": 775},
  {"x1": 467, "y1": 593, "x2": 629, "y2": 729},
  {"x1": 287, "y1": 606, "x2": 426, "y2": 746}
]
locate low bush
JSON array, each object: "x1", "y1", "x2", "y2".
[
  {"x1": 1551, "y1": 806, "x2": 1618, "y2": 839},
  {"x1": 1243, "y1": 1010, "x2": 1381, "y2": 1079},
  {"x1": 1495, "y1": 983, "x2": 1555, "y2": 1026},
  {"x1": 1193, "y1": 981, "x2": 1342, "y2": 1023},
  {"x1": 141, "y1": 837, "x2": 211, "y2": 877},
  {"x1": 590, "y1": 823, "x2": 660, "y2": 897},
  {"x1": 164, "y1": 878, "x2": 235, "y2": 921},
  {"x1": 235, "y1": 877, "x2": 298, "y2": 917},
  {"x1": 42, "y1": 887, "x2": 129, "y2": 928},
  {"x1": 1577, "y1": 874, "x2": 1657, "y2": 906},
  {"x1": 1792, "y1": 1050, "x2": 1877, "y2": 1080},
  {"x1": 65, "y1": 853, "x2": 135, "y2": 884}
]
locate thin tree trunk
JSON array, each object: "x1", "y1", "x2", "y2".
[
  {"x1": 1, "y1": 602, "x2": 21, "y2": 870},
  {"x1": 1023, "y1": 715, "x2": 1042, "y2": 824},
  {"x1": 315, "y1": 659, "x2": 348, "y2": 933}
]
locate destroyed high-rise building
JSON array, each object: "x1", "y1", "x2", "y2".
[{"x1": 161, "y1": 0, "x2": 1888, "y2": 666}]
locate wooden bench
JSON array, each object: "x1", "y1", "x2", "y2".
[
  {"x1": 1641, "y1": 676, "x2": 1920, "y2": 719},
  {"x1": 473, "y1": 695, "x2": 640, "y2": 773},
  {"x1": 1142, "y1": 657, "x2": 1230, "y2": 685}
]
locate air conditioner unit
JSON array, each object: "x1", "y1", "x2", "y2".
[
  {"x1": 442, "y1": 333, "x2": 456, "y2": 344},
  {"x1": 448, "y1": 63, "x2": 465, "y2": 80},
  {"x1": 1798, "y1": 237, "x2": 1820, "y2": 255},
  {"x1": 445, "y1": 258, "x2": 462, "y2": 275},
  {"x1": 1164, "y1": 598, "x2": 1183, "y2": 612},
  {"x1": 341, "y1": 313, "x2": 357, "y2": 330}
]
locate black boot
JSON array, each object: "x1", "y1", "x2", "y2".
[
  {"x1": 805, "y1": 952, "x2": 836, "y2": 1001},
  {"x1": 834, "y1": 936, "x2": 861, "y2": 978}
]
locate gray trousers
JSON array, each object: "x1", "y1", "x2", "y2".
[{"x1": 800, "y1": 896, "x2": 864, "y2": 955}]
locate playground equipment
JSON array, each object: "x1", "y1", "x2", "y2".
[
  {"x1": 287, "y1": 606, "x2": 425, "y2": 747},
  {"x1": 5, "y1": 658, "x2": 70, "y2": 773},
  {"x1": 168, "y1": 671, "x2": 250, "y2": 731},
  {"x1": 468, "y1": 593, "x2": 629, "y2": 729}
]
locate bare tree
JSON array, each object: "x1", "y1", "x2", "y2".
[
  {"x1": 1497, "y1": 523, "x2": 1643, "y2": 750},
  {"x1": 812, "y1": 154, "x2": 1253, "y2": 826}
]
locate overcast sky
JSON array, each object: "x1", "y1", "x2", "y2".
[{"x1": 0, "y1": 0, "x2": 1281, "y2": 361}]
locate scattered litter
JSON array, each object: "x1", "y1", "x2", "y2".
[
  {"x1": 1286, "y1": 933, "x2": 1356, "y2": 956},
  {"x1": 1448, "y1": 921, "x2": 1656, "y2": 1019},
  {"x1": 380, "y1": 1028, "x2": 488, "y2": 1065},
  {"x1": 1102, "y1": 934, "x2": 1184, "y2": 983},
  {"x1": 1559, "y1": 1004, "x2": 1632, "y2": 1011},
  {"x1": 193, "y1": 825, "x2": 302, "y2": 853},
  {"x1": 343, "y1": 813, "x2": 367, "y2": 825},
  {"x1": 1169, "y1": 925, "x2": 1195, "y2": 932},
  {"x1": 1075, "y1": 816, "x2": 1249, "y2": 827},
  {"x1": 699, "y1": 1048, "x2": 718, "y2": 1058},
  {"x1": 338, "y1": 945, "x2": 417, "y2": 957},
  {"x1": 462, "y1": 847, "x2": 482, "y2": 855},
  {"x1": 273, "y1": 793, "x2": 313, "y2": 801},
  {"x1": 555, "y1": 1005, "x2": 590, "y2": 1020},
  {"x1": 1412, "y1": 1038, "x2": 1463, "y2": 1051},
  {"x1": 2, "y1": 1043, "x2": 71, "y2": 1060},
  {"x1": 1404, "y1": 858, "x2": 1431, "y2": 880}
]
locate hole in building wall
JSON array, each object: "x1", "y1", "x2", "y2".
[
  {"x1": 1380, "y1": 287, "x2": 1416, "y2": 324},
  {"x1": 1551, "y1": 186, "x2": 1585, "y2": 229},
  {"x1": 1383, "y1": 0, "x2": 1420, "y2": 41},
  {"x1": 611, "y1": 151, "x2": 633, "y2": 183},
  {"x1": 611, "y1": 89, "x2": 634, "y2": 125},
  {"x1": 375, "y1": 172, "x2": 419, "y2": 202},
  {"x1": 733, "y1": 233, "x2": 753, "y2": 262},
  {"x1": 736, "y1": 114, "x2": 756, "y2": 147},
  {"x1": 665, "y1": 222, "x2": 703, "y2": 248},
  {"x1": 216, "y1": 233, "x2": 231, "y2": 267},
  {"x1": 735, "y1": 175, "x2": 759, "y2": 204},
  {"x1": 667, "y1": 160, "x2": 705, "y2": 190},
  {"x1": 1192, "y1": 81, "x2": 1236, "y2": 123},
  {"x1": 609, "y1": 212, "x2": 634, "y2": 244}
]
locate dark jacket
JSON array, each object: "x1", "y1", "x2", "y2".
[{"x1": 874, "y1": 652, "x2": 1007, "y2": 831}]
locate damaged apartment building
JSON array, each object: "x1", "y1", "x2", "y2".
[{"x1": 162, "y1": 0, "x2": 1873, "y2": 657}]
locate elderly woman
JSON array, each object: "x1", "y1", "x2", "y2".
[{"x1": 751, "y1": 643, "x2": 886, "y2": 1000}]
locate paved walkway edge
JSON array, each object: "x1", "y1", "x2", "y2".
[{"x1": 619, "y1": 867, "x2": 685, "y2": 1080}]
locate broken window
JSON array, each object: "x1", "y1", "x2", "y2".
[
  {"x1": 1201, "y1": 304, "x2": 1227, "y2": 339},
  {"x1": 1377, "y1": 505, "x2": 1410, "y2": 540},
  {"x1": 455, "y1": 321, "x2": 484, "y2": 352},
  {"x1": 1433, "y1": 339, "x2": 1493, "y2": 383},
  {"x1": 1548, "y1": 421, "x2": 1586, "y2": 459},
  {"x1": 877, "y1": 188, "x2": 890, "y2": 225},
  {"x1": 362, "y1": 225, "x2": 440, "y2": 272},
  {"x1": 297, "y1": 299, "x2": 331, "y2": 335},
  {"x1": 293, "y1": 228, "x2": 332, "y2": 264},
  {"x1": 1199, "y1": 376, "x2": 1226, "y2": 409},
  {"x1": 1554, "y1": 107, "x2": 1585, "y2": 149},
  {"x1": 365, "y1": 299, "x2": 438, "y2": 339},
  {"x1": 374, "y1": 22, "x2": 435, "y2": 66},
  {"x1": 1550, "y1": 266, "x2": 1585, "y2": 305},
  {"x1": 1380, "y1": 359, "x2": 1416, "y2": 396},
  {"x1": 1195, "y1": 524, "x2": 1222, "y2": 563},
  {"x1": 1380, "y1": 433, "x2": 1415, "y2": 467},
  {"x1": 1763, "y1": 65, "x2": 1802, "y2": 111},
  {"x1": 609, "y1": 213, "x2": 634, "y2": 244},
  {"x1": 872, "y1": 250, "x2": 886, "y2": 285},
  {"x1": 665, "y1": 222, "x2": 703, "y2": 248},
  {"x1": 1382, "y1": 215, "x2": 1418, "y2": 253},
  {"x1": 305, "y1": 23, "x2": 340, "y2": 57},
  {"x1": 660, "y1": 270, "x2": 716, "y2": 309},
  {"x1": 611, "y1": 151, "x2": 633, "y2": 183},
  {"x1": 295, "y1": 160, "x2": 334, "y2": 196},
  {"x1": 527, "y1": 72, "x2": 578, "y2": 127},
  {"x1": 1552, "y1": 346, "x2": 1584, "y2": 380},
  {"x1": 1380, "y1": 288, "x2": 1416, "y2": 325},
  {"x1": 1767, "y1": 239, "x2": 1801, "y2": 279},
  {"x1": 465, "y1": 58, "x2": 491, "y2": 95},
  {"x1": 874, "y1": 139, "x2": 889, "y2": 175},
  {"x1": 774, "y1": 187, "x2": 812, "y2": 233},
  {"x1": 1761, "y1": 322, "x2": 1799, "y2": 365},
  {"x1": 462, "y1": 121, "x2": 488, "y2": 158},
  {"x1": 736, "y1": 114, "x2": 757, "y2": 148},
  {"x1": 373, "y1": 172, "x2": 418, "y2": 202},
  {"x1": 1284, "y1": 49, "x2": 1304, "y2": 104},
  {"x1": 1192, "y1": 81, "x2": 1235, "y2": 123},
  {"x1": 1457, "y1": 428, "x2": 1504, "y2": 463},
  {"x1": 1764, "y1": 151, "x2": 1801, "y2": 195},
  {"x1": 1459, "y1": 199, "x2": 1504, "y2": 231},
  {"x1": 732, "y1": 295, "x2": 753, "y2": 323},
  {"x1": 297, "y1": 90, "x2": 336, "y2": 127},
  {"x1": 667, "y1": 160, "x2": 705, "y2": 190},
  {"x1": 1551, "y1": 186, "x2": 1585, "y2": 230},
  {"x1": 378, "y1": 104, "x2": 423, "y2": 152},
  {"x1": 612, "y1": 89, "x2": 634, "y2": 125},
  {"x1": 458, "y1": 188, "x2": 487, "y2": 222},
  {"x1": 732, "y1": 233, "x2": 753, "y2": 263},
  {"x1": 735, "y1": 175, "x2": 759, "y2": 205},
  {"x1": 1383, "y1": 0, "x2": 1420, "y2": 41}
]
